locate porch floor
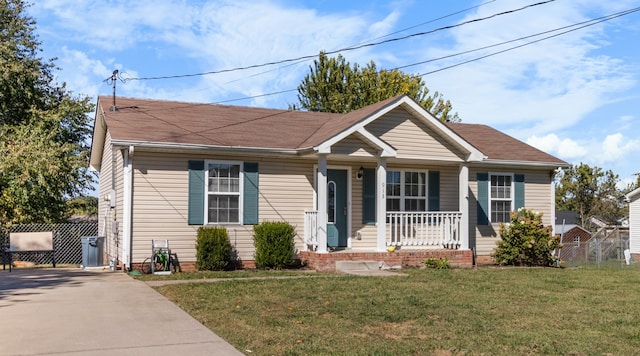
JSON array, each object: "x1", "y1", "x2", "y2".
[{"x1": 299, "y1": 249, "x2": 473, "y2": 272}]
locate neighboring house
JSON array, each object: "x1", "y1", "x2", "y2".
[
  {"x1": 555, "y1": 223, "x2": 591, "y2": 264},
  {"x1": 625, "y1": 188, "x2": 640, "y2": 261},
  {"x1": 89, "y1": 95, "x2": 569, "y2": 271}
]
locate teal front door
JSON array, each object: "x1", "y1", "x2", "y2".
[{"x1": 327, "y1": 169, "x2": 348, "y2": 248}]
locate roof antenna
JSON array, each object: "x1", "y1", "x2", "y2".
[{"x1": 104, "y1": 69, "x2": 122, "y2": 111}]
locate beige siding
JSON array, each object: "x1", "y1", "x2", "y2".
[
  {"x1": 469, "y1": 167, "x2": 555, "y2": 257},
  {"x1": 97, "y1": 131, "x2": 125, "y2": 265},
  {"x1": 365, "y1": 108, "x2": 465, "y2": 161},
  {"x1": 332, "y1": 134, "x2": 378, "y2": 157},
  {"x1": 130, "y1": 153, "x2": 316, "y2": 263}
]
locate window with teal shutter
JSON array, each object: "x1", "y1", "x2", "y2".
[
  {"x1": 362, "y1": 168, "x2": 376, "y2": 224},
  {"x1": 243, "y1": 162, "x2": 259, "y2": 225},
  {"x1": 477, "y1": 173, "x2": 489, "y2": 225},
  {"x1": 428, "y1": 171, "x2": 440, "y2": 211},
  {"x1": 188, "y1": 160, "x2": 205, "y2": 225}
]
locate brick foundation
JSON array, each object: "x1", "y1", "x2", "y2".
[
  {"x1": 129, "y1": 250, "x2": 475, "y2": 273},
  {"x1": 299, "y1": 249, "x2": 473, "y2": 272}
]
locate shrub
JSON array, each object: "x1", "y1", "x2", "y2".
[
  {"x1": 196, "y1": 226, "x2": 233, "y2": 271},
  {"x1": 423, "y1": 257, "x2": 451, "y2": 269},
  {"x1": 253, "y1": 221, "x2": 295, "y2": 269},
  {"x1": 493, "y1": 208, "x2": 561, "y2": 266}
]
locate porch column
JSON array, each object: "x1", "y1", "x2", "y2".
[
  {"x1": 376, "y1": 158, "x2": 387, "y2": 251},
  {"x1": 459, "y1": 164, "x2": 469, "y2": 250},
  {"x1": 316, "y1": 154, "x2": 328, "y2": 253}
]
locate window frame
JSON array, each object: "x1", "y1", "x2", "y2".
[
  {"x1": 386, "y1": 169, "x2": 429, "y2": 212},
  {"x1": 489, "y1": 172, "x2": 514, "y2": 224},
  {"x1": 204, "y1": 160, "x2": 244, "y2": 225}
]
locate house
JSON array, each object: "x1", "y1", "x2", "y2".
[
  {"x1": 555, "y1": 223, "x2": 591, "y2": 264},
  {"x1": 89, "y1": 95, "x2": 569, "y2": 271},
  {"x1": 625, "y1": 188, "x2": 640, "y2": 261}
]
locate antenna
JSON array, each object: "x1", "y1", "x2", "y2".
[{"x1": 104, "y1": 70, "x2": 125, "y2": 111}]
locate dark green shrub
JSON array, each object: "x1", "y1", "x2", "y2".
[
  {"x1": 423, "y1": 257, "x2": 451, "y2": 269},
  {"x1": 196, "y1": 226, "x2": 233, "y2": 271},
  {"x1": 493, "y1": 208, "x2": 561, "y2": 266},
  {"x1": 253, "y1": 221, "x2": 295, "y2": 269}
]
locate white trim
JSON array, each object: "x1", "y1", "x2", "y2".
[
  {"x1": 122, "y1": 146, "x2": 133, "y2": 270},
  {"x1": 313, "y1": 164, "x2": 353, "y2": 250},
  {"x1": 203, "y1": 160, "x2": 244, "y2": 225},
  {"x1": 316, "y1": 156, "x2": 328, "y2": 253},
  {"x1": 459, "y1": 164, "x2": 469, "y2": 250},
  {"x1": 376, "y1": 158, "x2": 387, "y2": 251},
  {"x1": 354, "y1": 128, "x2": 396, "y2": 157},
  {"x1": 386, "y1": 169, "x2": 429, "y2": 212},
  {"x1": 488, "y1": 172, "x2": 515, "y2": 224}
]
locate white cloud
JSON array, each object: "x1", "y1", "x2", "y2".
[
  {"x1": 527, "y1": 134, "x2": 587, "y2": 160},
  {"x1": 527, "y1": 132, "x2": 640, "y2": 174}
]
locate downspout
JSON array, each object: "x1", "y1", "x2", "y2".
[{"x1": 122, "y1": 145, "x2": 134, "y2": 270}]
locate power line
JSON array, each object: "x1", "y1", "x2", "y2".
[
  {"x1": 204, "y1": 6, "x2": 639, "y2": 105},
  {"x1": 123, "y1": 0, "x2": 555, "y2": 82},
  {"x1": 222, "y1": 0, "x2": 498, "y2": 86},
  {"x1": 414, "y1": 7, "x2": 640, "y2": 77}
]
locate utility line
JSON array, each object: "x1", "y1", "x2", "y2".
[
  {"x1": 206, "y1": 6, "x2": 639, "y2": 105},
  {"x1": 123, "y1": 0, "x2": 554, "y2": 82}
]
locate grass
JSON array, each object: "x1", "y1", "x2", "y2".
[
  {"x1": 154, "y1": 265, "x2": 640, "y2": 355},
  {"x1": 135, "y1": 268, "x2": 319, "y2": 281}
]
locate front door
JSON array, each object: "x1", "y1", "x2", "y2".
[{"x1": 327, "y1": 169, "x2": 348, "y2": 248}]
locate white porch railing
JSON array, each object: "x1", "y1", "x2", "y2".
[
  {"x1": 387, "y1": 211, "x2": 462, "y2": 248},
  {"x1": 304, "y1": 210, "x2": 318, "y2": 251}
]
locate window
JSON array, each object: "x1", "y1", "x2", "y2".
[
  {"x1": 206, "y1": 161, "x2": 241, "y2": 224},
  {"x1": 490, "y1": 174, "x2": 513, "y2": 223},
  {"x1": 386, "y1": 170, "x2": 427, "y2": 212},
  {"x1": 573, "y1": 235, "x2": 580, "y2": 247},
  {"x1": 327, "y1": 181, "x2": 336, "y2": 223}
]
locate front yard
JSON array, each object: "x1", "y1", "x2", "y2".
[{"x1": 153, "y1": 266, "x2": 640, "y2": 355}]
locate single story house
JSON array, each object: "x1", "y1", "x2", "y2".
[
  {"x1": 89, "y1": 94, "x2": 569, "y2": 271},
  {"x1": 625, "y1": 188, "x2": 640, "y2": 261}
]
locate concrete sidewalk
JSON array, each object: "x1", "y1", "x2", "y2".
[{"x1": 0, "y1": 268, "x2": 243, "y2": 355}]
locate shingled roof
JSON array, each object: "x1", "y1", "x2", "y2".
[{"x1": 93, "y1": 95, "x2": 567, "y2": 167}]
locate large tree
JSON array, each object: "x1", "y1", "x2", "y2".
[
  {"x1": 295, "y1": 52, "x2": 459, "y2": 122},
  {"x1": 0, "y1": 0, "x2": 94, "y2": 224},
  {"x1": 555, "y1": 163, "x2": 624, "y2": 229}
]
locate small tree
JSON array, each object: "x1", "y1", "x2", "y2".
[
  {"x1": 493, "y1": 208, "x2": 561, "y2": 266},
  {"x1": 195, "y1": 226, "x2": 233, "y2": 271},
  {"x1": 253, "y1": 221, "x2": 295, "y2": 269}
]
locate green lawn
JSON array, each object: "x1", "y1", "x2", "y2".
[{"x1": 154, "y1": 266, "x2": 640, "y2": 355}]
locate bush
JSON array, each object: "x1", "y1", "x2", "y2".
[
  {"x1": 253, "y1": 221, "x2": 295, "y2": 269},
  {"x1": 493, "y1": 208, "x2": 561, "y2": 266},
  {"x1": 196, "y1": 226, "x2": 233, "y2": 271},
  {"x1": 423, "y1": 257, "x2": 451, "y2": 269}
]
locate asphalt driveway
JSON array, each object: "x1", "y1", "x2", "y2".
[{"x1": 0, "y1": 268, "x2": 242, "y2": 355}]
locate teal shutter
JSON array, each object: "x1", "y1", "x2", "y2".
[
  {"x1": 243, "y1": 162, "x2": 259, "y2": 225},
  {"x1": 362, "y1": 168, "x2": 376, "y2": 224},
  {"x1": 428, "y1": 171, "x2": 440, "y2": 211},
  {"x1": 477, "y1": 173, "x2": 489, "y2": 225},
  {"x1": 514, "y1": 174, "x2": 525, "y2": 210},
  {"x1": 188, "y1": 160, "x2": 205, "y2": 225}
]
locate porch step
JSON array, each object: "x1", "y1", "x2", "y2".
[{"x1": 335, "y1": 261, "x2": 404, "y2": 276}]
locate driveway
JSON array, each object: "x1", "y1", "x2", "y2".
[{"x1": 0, "y1": 268, "x2": 242, "y2": 355}]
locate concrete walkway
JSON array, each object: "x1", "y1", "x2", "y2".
[{"x1": 0, "y1": 268, "x2": 243, "y2": 356}]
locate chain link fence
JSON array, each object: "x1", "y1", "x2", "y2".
[
  {"x1": 1, "y1": 222, "x2": 98, "y2": 266},
  {"x1": 558, "y1": 227, "x2": 629, "y2": 267}
]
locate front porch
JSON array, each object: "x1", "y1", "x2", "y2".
[{"x1": 303, "y1": 210, "x2": 472, "y2": 271}]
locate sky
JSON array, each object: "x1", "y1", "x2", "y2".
[{"x1": 27, "y1": 0, "x2": 640, "y2": 187}]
